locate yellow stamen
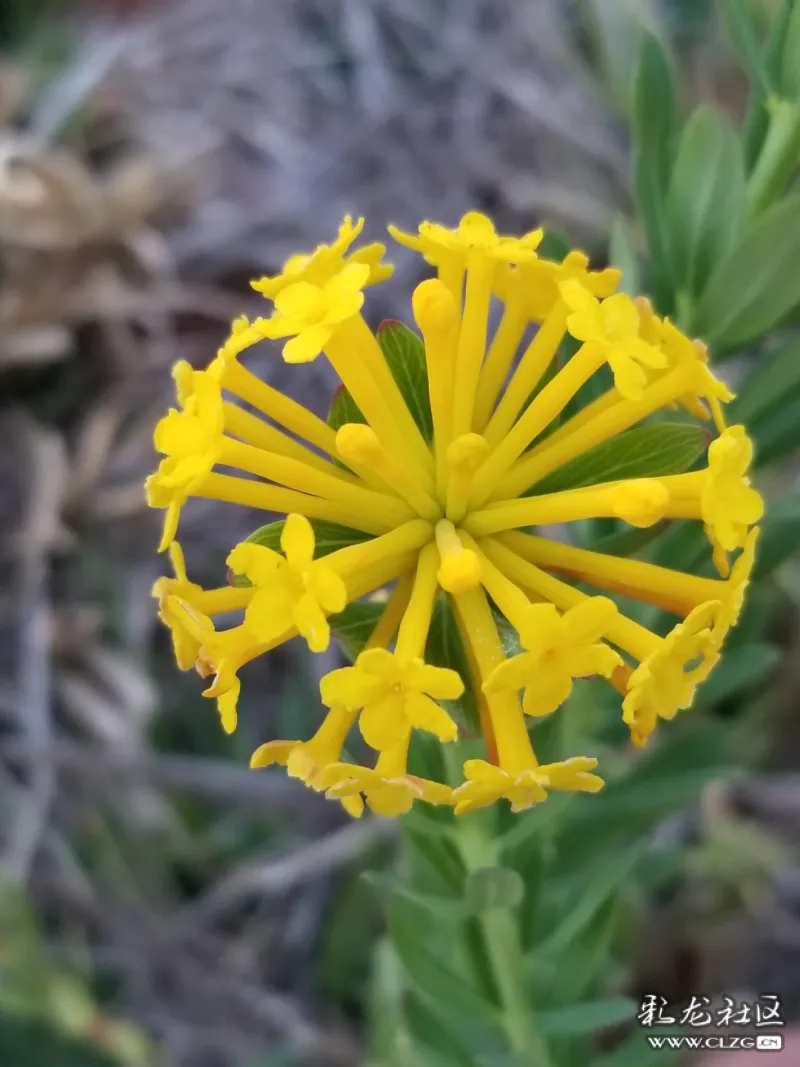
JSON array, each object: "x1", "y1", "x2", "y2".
[
  {"x1": 496, "y1": 362, "x2": 701, "y2": 500},
  {"x1": 497, "y1": 531, "x2": 720, "y2": 616},
  {"x1": 335, "y1": 424, "x2": 441, "y2": 520},
  {"x1": 445, "y1": 433, "x2": 490, "y2": 523},
  {"x1": 465, "y1": 478, "x2": 670, "y2": 536},
  {"x1": 222, "y1": 360, "x2": 338, "y2": 456},
  {"x1": 412, "y1": 279, "x2": 459, "y2": 496},
  {"x1": 452, "y1": 586, "x2": 538, "y2": 775},
  {"x1": 395, "y1": 543, "x2": 441, "y2": 659},
  {"x1": 435, "y1": 519, "x2": 481, "y2": 593},
  {"x1": 452, "y1": 256, "x2": 495, "y2": 439},
  {"x1": 470, "y1": 341, "x2": 606, "y2": 506},
  {"x1": 483, "y1": 302, "x2": 569, "y2": 447}
]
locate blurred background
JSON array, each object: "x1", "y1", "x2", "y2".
[{"x1": 1, "y1": 1, "x2": 800, "y2": 1064}]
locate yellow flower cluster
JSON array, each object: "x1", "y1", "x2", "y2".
[{"x1": 147, "y1": 213, "x2": 762, "y2": 817}]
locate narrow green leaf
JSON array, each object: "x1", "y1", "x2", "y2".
[
  {"x1": 329, "y1": 600, "x2": 384, "y2": 660},
  {"x1": 631, "y1": 33, "x2": 678, "y2": 304},
  {"x1": 753, "y1": 495, "x2": 800, "y2": 577},
  {"x1": 327, "y1": 382, "x2": 365, "y2": 432},
  {"x1": 538, "y1": 228, "x2": 573, "y2": 261},
  {"x1": 424, "y1": 595, "x2": 480, "y2": 733},
  {"x1": 692, "y1": 194, "x2": 800, "y2": 349},
  {"x1": 377, "y1": 320, "x2": 434, "y2": 442},
  {"x1": 781, "y1": 0, "x2": 800, "y2": 96},
  {"x1": 695, "y1": 642, "x2": 780, "y2": 707},
  {"x1": 365, "y1": 872, "x2": 468, "y2": 922},
  {"x1": 589, "y1": 521, "x2": 670, "y2": 557},
  {"x1": 665, "y1": 106, "x2": 746, "y2": 295},
  {"x1": 749, "y1": 387, "x2": 800, "y2": 464},
  {"x1": 464, "y1": 868, "x2": 525, "y2": 913},
  {"x1": 590, "y1": 1029, "x2": 681, "y2": 1066},
  {"x1": 718, "y1": 0, "x2": 770, "y2": 93},
  {"x1": 537, "y1": 997, "x2": 637, "y2": 1037},
  {"x1": 404, "y1": 994, "x2": 487, "y2": 1067},
  {"x1": 529, "y1": 423, "x2": 708, "y2": 496},
  {"x1": 245, "y1": 518, "x2": 371, "y2": 555},
  {"x1": 608, "y1": 216, "x2": 640, "y2": 296},
  {"x1": 537, "y1": 846, "x2": 646, "y2": 955},
  {"x1": 730, "y1": 337, "x2": 800, "y2": 424}
]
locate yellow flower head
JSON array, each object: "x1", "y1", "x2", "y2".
[
  {"x1": 146, "y1": 211, "x2": 759, "y2": 817},
  {"x1": 389, "y1": 211, "x2": 542, "y2": 268},
  {"x1": 702, "y1": 425, "x2": 764, "y2": 572},
  {"x1": 622, "y1": 602, "x2": 721, "y2": 747},
  {"x1": 263, "y1": 261, "x2": 370, "y2": 363},
  {"x1": 250, "y1": 216, "x2": 393, "y2": 299},
  {"x1": 320, "y1": 647, "x2": 463, "y2": 751},
  {"x1": 152, "y1": 543, "x2": 205, "y2": 670},
  {"x1": 452, "y1": 757, "x2": 604, "y2": 816},
  {"x1": 228, "y1": 514, "x2": 346, "y2": 653},
  {"x1": 561, "y1": 280, "x2": 668, "y2": 401},
  {"x1": 484, "y1": 598, "x2": 622, "y2": 717}
]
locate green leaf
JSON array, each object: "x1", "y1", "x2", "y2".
[
  {"x1": 464, "y1": 868, "x2": 525, "y2": 913},
  {"x1": 589, "y1": 521, "x2": 670, "y2": 557},
  {"x1": 692, "y1": 194, "x2": 800, "y2": 350},
  {"x1": 538, "y1": 228, "x2": 573, "y2": 261},
  {"x1": 424, "y1": 596, "x2": 480, "y2": 734},
  {"x1": 537, "y1": 997, "x2": 637, "y2": 1037},
  {"x1": 753, "y1": 495, "x2": 800, "y2": 576},
  {"x1": 529, "y1": 423, "x2": 708, "y2": 496},
  {"x1": 365, "y1": 872, "x2": 468, "y2": 922},
  {"x1": 749, "y1": 387, "x2": 800, "y2": 464},
  {"x1": 327, "y1": 383, "x2": 365, "y2": 432},
  {"x1": 537, "y1": 845, "x2": 646, "y2": 956},
  {"x1": 608, "y1": 216, "x2": 640, "y2": 296},
  {"x1": 665, "y1": 106, "x2": 746, "y2": 296},
  {"x1": 781, "y1": 0, "x2": 800, "y2": 96},
  {"x1": 377, "y1": 320, "x2": 434, "y2": 442},
  {"x1": 329, "y1": 600, "x2": 384, "y2": 660},
  {"x1": 245, "y1": 518, "x2": 371, "y2": 555},
  {"x1": 631, "y1": 32, "x2": 678, "y2": 305},
  {"x1": 695, "y1": 642, "x2": 780, "y2": 707},
  {"x1": 404, "y1": 993, "x2": 486, "y2": 1067},
  {"x1": 718, "y1": 0, "x2": 770, "y2": 93},
  {"x1": 590, "y1": 1029, "x2": 681, "y2": 1066},
  {"x1": 730, "y1": 337, "x2": 800, "y2": 425}
]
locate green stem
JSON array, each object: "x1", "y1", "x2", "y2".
[
  {"x1": 746, "y1": 98, "x2": 800, "y2": 217},
  {"x1": 443, "y1": 749, "x2": 552, "y2": 1065}
]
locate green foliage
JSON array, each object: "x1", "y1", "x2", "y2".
[
  {"x1": 529, "y1": 423, "x2": 708, "y2": 495},
  {"x1": 691, "y1": 194, "x2": 800, "y2": 348},
  {"x1": 665, "y1": 106, "x2": 746, "y2": 297}
]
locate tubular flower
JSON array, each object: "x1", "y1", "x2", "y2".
[{"x1": 148, "y1": 212, "x2": 760, "y2": 817}]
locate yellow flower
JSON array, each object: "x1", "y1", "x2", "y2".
[
  {"x1": 262, "y1": 261, "x2": 370, "y2": 363},
  {"x1": 389, "y1": 210, "x2": 542, "y2": 268},
  {"x1": 320, "y1": 647, "x2": 462, "y2": 751},
  {"x1": 452, "y1": 757, "x2": 604, "y2": 815},
  {"x1": 484, "y1": 598, "x2": 622, "y2": 716},
  {"x1": 250, "y1": 216, "x2": 392, "y2": 298},
  {"x1": 228, "y1": 514, "x2": 346, "y2": 653},
  {"x1": 657, "y1": 425, "x2": 763, "y2": 576},
  {"x1": 622, "y1": 602, "x2": 721, "y2": 748},
  {"x1": 561, "y1": 280, "x2": 668, "y2": 401},
  {"x1": 494, "y1": 251, "x2": 621, "y2": 323},
  {"x1": 702, "y1": 426, "x2": 764, "y2": 571},
  {"x1": 147, "y1": 211, "x2": 759, "y2": 817},
  {"x1": 323, "y1": 729, "x2": 453, "y2": 817}
]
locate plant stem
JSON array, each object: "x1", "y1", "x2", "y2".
[{"x1": 442, "y1": 746, "x2": 553, "y2": 1067}]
